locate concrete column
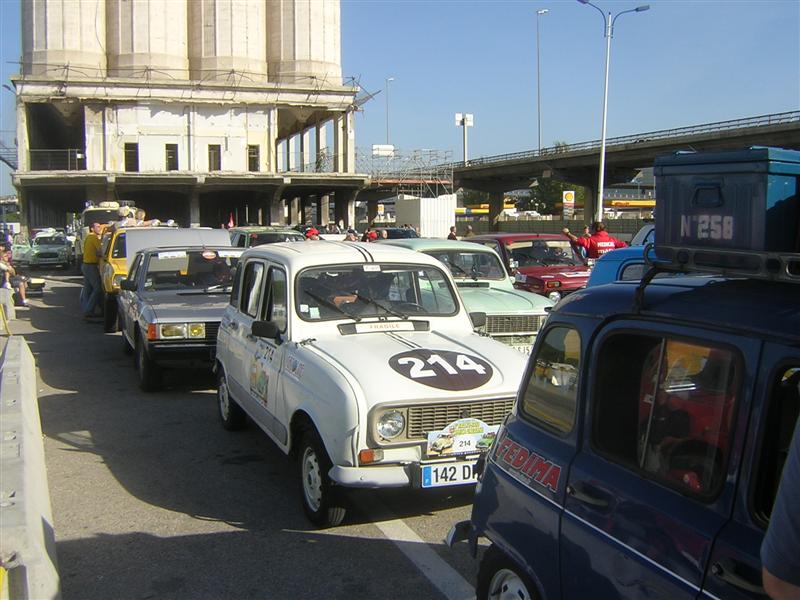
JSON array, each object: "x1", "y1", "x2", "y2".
[
  {"x1": 299, "y1": 129, "x2": 311, "y2": 173},
  {"x1": 344, "y1": 110, "x2": 355, "y2": 174},
  {"x1": 315, "y1": 121, "x2": 327, "y2": 172},
  {"x1": 488, "y1": 190, "x2": 505, "y2": 231},
  {"x1": 317, "y1": 194, "x2": 330, "y2": 226},
  {"x1": 333, "y1": 113, "x2": 345, "y2": 173},
  {"x1": 289, "y1": 196, "x2": 301, "y2": 225},
  {"x1": 16, "y1": 101, "x2": 29, "y2": 171},
  {"x1": 84, "y1": 105, "x2": 105, "y2": 170},
  {"x1": 266, "y1": 107, "x2": 278, "y2": 172},
  {"x1": 287, "y1": 136, "x2": 297, "y2": 172},
  {"x1": 266, "y1": 186, "x2": 286, "y2": 225},
  {"x1": 300, "y1": 196, "x2": 312, "y2": 224},
  {"x1": 189, "y1": 189, "x2": 200, "y2": 227},
  {"x1": 334, "y1": 189, "x2": 358, "y2": 229}
]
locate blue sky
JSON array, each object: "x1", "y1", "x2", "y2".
[{"x1": 2, "y1": 0, "x2": 799, "y2": 195}]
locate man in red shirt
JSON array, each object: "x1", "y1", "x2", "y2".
[{"x1": 562, "y1": 221, "x2": 627, "y2": 259}]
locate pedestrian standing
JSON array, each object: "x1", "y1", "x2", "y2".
[
  {"x1": 447, "y1": 226, "x2": 458, "y2": 240},
  {"x1": 81, "y1": 222, "x2": 103, "y2": 319},
  {"x1": 761, "y1": 416, "x2": 800, "y2": 599},
  {"x1": 464, "y1": 225, "x2": 475, "y2": 238},
  {"x1": 562, "y1": 221, "x2": 627, "y2": 259}
]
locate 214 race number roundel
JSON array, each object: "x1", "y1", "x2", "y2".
[{"x1": 388, "y1": 349, "x2": 493, "y2": 391}]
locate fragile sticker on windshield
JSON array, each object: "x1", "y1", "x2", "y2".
[
  {"x1": 363, "y1": 264, "x2": 381, "y2": 272},
  {"x1": 157, "y1": 250, "x2": 186, "y2": 259}
]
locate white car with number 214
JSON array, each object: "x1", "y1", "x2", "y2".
[{"x1": 215, "y1": 241, "x2": 527, "y2": 527}]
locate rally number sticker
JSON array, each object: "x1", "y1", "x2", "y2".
[{"x1": 389, "y1": 349, "x2": 493, "y2": 390}]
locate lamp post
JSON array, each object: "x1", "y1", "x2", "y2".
[
  {"x1": 578, "y1": 0, "x2": 649, "y2": 222},
  {"x1": 385, "y1": 77, "x2": 395, "y2": 145},
  {"x1": 455, "y1": 113, "x2": 474, "y2": 165},
  {"x1": 536, "y1": 9, "x2": 548, "y2": 153}
]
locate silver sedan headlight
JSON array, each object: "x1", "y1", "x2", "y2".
[
  {"x1": 376, "y1": 410, "x2": 405, "y2": 440},
  {"x1": 159, "y1": 323, "x2": 187, "y2": 339}
]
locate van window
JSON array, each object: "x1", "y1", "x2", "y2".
[
  {"x1": 593, "y1": 335, "x2": 740, "y2": 499},
  {"x1": 261, "y1": 268, "x2": 288, "y2": 332},
  {"x1": 520, "y1": 326, "x2": 581, "y2": 435},
  {"x1": 753, "y1": 365, "x2": 800, "y2": 525},
  {"x1": 112, "y1": 233, "x2": 126, "y2": 259},
  {"x1": 240, "y1": 262, "x2": 265, "y2": 318}
]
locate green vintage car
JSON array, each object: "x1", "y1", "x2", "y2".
[{"x1": 383, "y1": 238, "x2": 552, "y2": 353}]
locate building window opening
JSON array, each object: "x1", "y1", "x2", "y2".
[
  {"x1": 248, "y1": 145, "x2": 260, "y2": 172},
  {"x1": 208, "y1": 144, "x2": 221, "y2": 171},
  {"x1": 124, "y1": 143, "x2": 139, "y2": 172},
  {"x1": 165, "y1": 144, "x2": 178, "y2": 171}
]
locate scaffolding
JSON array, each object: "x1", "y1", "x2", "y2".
[{"x1": 356, "y1": 148, "x2": 455, "y2": 198}]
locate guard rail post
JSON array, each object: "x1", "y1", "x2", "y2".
[{"x1": 0, "y1": 336, "x2": 60, "y2": 599}]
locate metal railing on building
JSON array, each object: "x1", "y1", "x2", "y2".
[{"x1": 28, "y1": 149, "x2": 86, "y2": 171}]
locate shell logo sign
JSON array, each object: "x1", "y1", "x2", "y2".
[{"x1": 562, "y1": 190, "x2": 575, "y2": 218}]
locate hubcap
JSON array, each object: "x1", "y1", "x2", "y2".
[
  {"x1": 301, "y1": 446, "x2": 323, "y2": 512},
  {"x1": 488, "y1": 568, "x2": 530, "y2": 600},
  {"x1": 218, "y1": 377, "x2": 230, "y2": 420}
]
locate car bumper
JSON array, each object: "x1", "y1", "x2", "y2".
[{"x1": 147, "y1": 341, "x2": 216, "y2": 367}]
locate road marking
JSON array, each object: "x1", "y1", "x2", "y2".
[{"x1": 352, "y1": 496, "x2": 476, "y2": 600}]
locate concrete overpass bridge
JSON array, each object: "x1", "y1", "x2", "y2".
[{"x1": 453, "y1": 111, "x2": 800, "y2": 222}]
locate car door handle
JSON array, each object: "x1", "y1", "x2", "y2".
[
  {"x1": 566, "y1": 482, "x2": 610, "y2": 509},
  {"x1": 226, "y1": 320, "x2": 238, "y2": 330},
  {"x1": 710, "y1": 558, "x2": 767, "y2": 596}
]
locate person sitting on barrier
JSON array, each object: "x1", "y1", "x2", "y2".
[{"x1": 0, "y1": 244, "x2": 27, "y2": 307}]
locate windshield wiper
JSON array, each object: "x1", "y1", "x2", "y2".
[
  {"x1": 348, "y1": 291, "x2": 408, "y2": 319},
  {"x1": 304, "y1": 289, "x2": 361, "y2": 321},
  {"x1": 203, "y1": 283, "x2": 233, "y2": 292}
]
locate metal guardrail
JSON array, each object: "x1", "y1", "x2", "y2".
[
  {"x1": 28, "y1": 149, "x2": 85, "y2": 171},
  {"x1": 457, "y1": 110, "x2": 800, "y2": 169},
  {"x1": 0, "y1": 336, "x2": 61, "y2": 600}
]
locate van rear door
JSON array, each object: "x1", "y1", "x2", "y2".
[
  {"x1": 560, "y1": 321, "x2": 759, "y2": 598},
  {"x1": 700, "y1": 344, "x2": 800, "y2": 599}
]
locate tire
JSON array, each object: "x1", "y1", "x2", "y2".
[
  {"x1": 103, "y1": 295, "x2": 118, "y2": 333},
  {"x1": 477, "y1": 545, "x2": 540, "y2": 600},
  {"x1": 217, "y1": 368, "x2": 245, "y2": 431},
  {"x1": 298, "y1": 429, "x2": 346, "y2": 528},
  {"x1": 135, "y1": 336, "x2": 161, "y2": 392}
]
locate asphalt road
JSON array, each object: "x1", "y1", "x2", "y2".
[{"x1": 18, "y1": 271, "x2": 486, "y2": 600}]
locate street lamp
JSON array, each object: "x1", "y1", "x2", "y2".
[
  {"x1": 536, "y1": 9, "x2": 548, "y2": 153},
  {"x1": 455, "y1": 113, "x2": 474, "y2": 165},
  {"x1": 578, "y1": 0, "x2": 649, "y2": 222},
  {"x1": 385, "y1": 77, "x2": 395, "y2": 145}
]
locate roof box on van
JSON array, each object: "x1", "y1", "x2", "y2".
[{"x1": 654, "y1": 147, "x2": 800, "y2": 282}]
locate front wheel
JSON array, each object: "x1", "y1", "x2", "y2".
[
  {"x1": 217, "y1": 369, "x2": 246, "y2": 431},
  {"x1": 298, "y1": 429, "x2": 346, "y2": 528},
  {"x1": 135, "y1": 336, "x2": 161, "y2": 392},
  {"x1": 477, "y1": 545, "x2": 540, "y2": 600}
]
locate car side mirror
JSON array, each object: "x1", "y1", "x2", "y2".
[
  {"x1": 251, "y1": 320, "x2": 280, "y2": 341},
  {"x1": 120, "y1": 280, "x2": 137, "y2": 291},
  {"x1": 469, "y1": 311, "x2": 487, "y2": 328}
]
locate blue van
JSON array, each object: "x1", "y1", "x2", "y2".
[{"x1": 448, "y1": 147, "x2": 800, "y2": 600}]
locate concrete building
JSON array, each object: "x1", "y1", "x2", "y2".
[{"x1": 12, "y1": 0, "x2": 367, "y2": 229}]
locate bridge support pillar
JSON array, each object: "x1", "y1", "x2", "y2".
[
  {"x1": 300, "y1": 196, "x2": 312, "y2": 224},
  {"x1": 334, "y1": 189, "x2": 357, "y2": 230},
  {"x1": 488, "y1": 190, "x2": 504, "y2": 231},
  {"x1": 582, "y1": 185, "x2": 596, "y2": 224}
]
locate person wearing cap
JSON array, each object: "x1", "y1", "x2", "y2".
[
  {"x1": 563, "y1": 221, "x2": 627, "y2": 259},
  {"x1": 366, "y1": 231, "x2": 378, "y2": 242},
  {"x1": 305, "y1": 227, "x2": 321, "y2": 241},
  {"x1": 343, "y1": 229, "x2": 358, "y2": 242}
]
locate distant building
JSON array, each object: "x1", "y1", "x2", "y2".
[{"x1": 11, "y1": 0, "x2": 366, "y2": 229}]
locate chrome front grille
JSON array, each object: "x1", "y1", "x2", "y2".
[
  {"x1": 485, "y1": 314, "x2": 544, "y2": 335},
  {"x1": 205, "y1": 322, "x2": 220, "y2": 340},
  {"x1": 407, "y1": 398, "x2": 515, "y2": 438}
]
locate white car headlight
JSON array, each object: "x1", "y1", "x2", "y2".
[
  {"x1": 547, "y1": 291, "x2": 563, "y2": 302},
  {"x1": 376, "y1": 410, "x2": 405, "y2": 440},
  {"x1": 159, "y1": 323, "x2": 187, "y2": 339}
]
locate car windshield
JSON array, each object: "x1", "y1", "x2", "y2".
[
  {"x1": 296, "y1": 263, "x2": 458, "y2": 321},
  {"x1": 507, "y1": 239, "x2": 584, "y2": 267},
  {"x1": 142, "y1": 249, "x2": 240, "y2": 292},
  {"x1": 250, "y1": 232, "x2": 305, "y2": 245},
  {"x1": 33, "y1": 236, "x2": 66, "y2": 246},
  {"x1": 426, "y1": 250, "x2": 506, "y2": 280}
]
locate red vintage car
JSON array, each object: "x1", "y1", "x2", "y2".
[{"x1": 467, "y1": 233, "x2": 590, "y2": 301}]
